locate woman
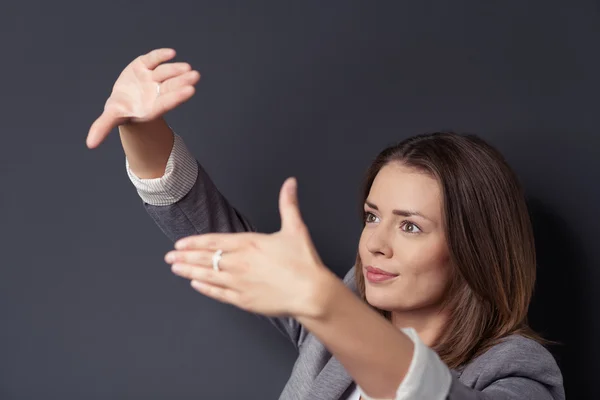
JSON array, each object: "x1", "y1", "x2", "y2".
[{"x1": 87, "y1": 48, "x2": 565, "y2": 400}]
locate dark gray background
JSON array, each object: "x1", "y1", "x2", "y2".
[{"x1": 1, "y1": 1, "x2": 597, "y2": 398}]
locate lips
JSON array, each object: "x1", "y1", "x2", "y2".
[{"x1": 365, "y1": 266, "x2": 399, "y2": 283}]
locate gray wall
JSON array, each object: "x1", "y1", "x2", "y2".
[{"x1": 1, "y1": 1, "x2": 597, "y2": 398}]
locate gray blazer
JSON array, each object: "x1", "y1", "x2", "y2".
[{"x1": 142, "y1": 162, "x2": 565, "y2": 400}]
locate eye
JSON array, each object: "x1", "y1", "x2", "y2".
[
  {"x1": 401, "y1": 221, "x2": 422, "y2": 234},
  {"x1": 363, "y1": 211, "x2": 379, "y2": 224}
]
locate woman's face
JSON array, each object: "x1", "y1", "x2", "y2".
[{"x1": 358, "y1": 162, "x2": 452, "y2": 313}]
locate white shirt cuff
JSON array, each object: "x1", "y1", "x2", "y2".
[
  {"x1": 125, "y1": 133, "x2": 199, "y2": 206},
  {"x1": 358, "y1": 327, "x2": 452, "y2": 400}
]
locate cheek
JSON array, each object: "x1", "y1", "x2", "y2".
[
  {"x1": 365, "y1": 236, "x2": 452, "y2": 310},
  {"x1": 358, "y1": 228, "x2": 375, "y2": 268},
  {"x1": 401, "y1": 240, "x2": 450, "y2": 285},
  {"x1": 358, "y1": 230, "x2": 368, "y2": 259},
  {"x1": 406, "y1": 262, "x2": 451, "y2": 301}
]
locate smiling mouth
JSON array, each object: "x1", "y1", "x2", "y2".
[{"x1": 364, "y1": 266, "x2": 399, "y2": 283}]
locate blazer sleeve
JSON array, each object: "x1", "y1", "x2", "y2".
[
  {"x1": 126, "y1": 133, "x2": 306, "y2": 349},
  {"x1": 359, "y1": 334, "x2": 564, "y2": 400},
  {"x1": 445, "y1": 336, "x2": 565, "y2": 400}
]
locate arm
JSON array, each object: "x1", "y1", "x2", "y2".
[
  {"x1": 445, "y1": 336, "x2": 564, "y2": 400},
  {"x1": 447, "y1": 377, "x2": 558, "y2": 400},
  {"x1": 119, "y1": 118, "x2": 174, "y2": 179},
  {"x1": 298, "y1": 273, "x2": 562, "y2": 400},
  {"x1": 126, "y1": 127, "x2": 308, "y2": 349},
  {"x1": 158, "y1": 157, "x2": 562, "y2": 399},
  {"x1": 87, "y1": 49, "x2": 308, "y2": 346},
  {"x1": 297, "y1": 271, "x2": 449, "y2": 400},
  {"x1": 124, "y1": 125, "x2": 254, "y2": 237}
]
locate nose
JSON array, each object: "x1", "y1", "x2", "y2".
[{"x1": 365, "y1": 224, "x2": 393, "y2": 258}]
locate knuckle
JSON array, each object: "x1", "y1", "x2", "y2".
[
  {"x1": 214, "y1": 288, "x2": 225, "y2": 299},
  {"x1": 203, "y1": 285, "x2": 214, "y2": 296},
  {"x1": 240, "y1": 259, "x2": 252, "y2": 271},
  {"x1": 172, "y1": 264, "x2": 187, "y2": 276},
  {"x1": 294, "y1": 221, "x2": 308, "y2": 234},
  {"x1": 248, "y1": 239, "x2": 261, "y2": 251},
  {"x1": 205, "y1": 238, "x2": 218, "y2": 249},
  {"x1": 200, "y1": 252, "x2": 210, "y2": 265},
  {"x1": 188, "y1": 251, "x2": 201, "y2": 264}
]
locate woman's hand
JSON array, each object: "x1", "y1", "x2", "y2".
[
  {"x1": 165, "y1": 177, "x2": 335, "y2": 318},
  {"x1": 86, "y1": 48, "x2": 200, "y2": 148}
]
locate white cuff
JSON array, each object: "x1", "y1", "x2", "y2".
[
  {"x1": 125, "y1": 133, "x2": 199, "y2": 206},
  {"x1": 358, "y1": 327, "x2": 452, "y2": 400}
]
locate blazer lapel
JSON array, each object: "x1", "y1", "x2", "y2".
[{"x1": 306, "y1": 355, "x2": 354, "y2": 400}]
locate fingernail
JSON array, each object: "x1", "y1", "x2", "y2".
[
  {"x1": 171, "y1": 264, "x2": 182, "y2": 273},
  {"x1": 288, "y1": 178, "x2": 297, "y2": 195},
  {"x1": 165, "y1": 253, "x2": 174, "y2": 263}
]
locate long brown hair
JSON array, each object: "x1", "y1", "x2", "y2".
[{"x1": 354, "y1": 131, "x2": 543, "y2": 369}]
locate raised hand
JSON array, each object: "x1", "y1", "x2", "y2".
[
  {"x1": 165, "y1": 178, "x2": 333, "y2": 318},
  {"x1": 86, "y1": 48, "x2": 200, "y2": 148}
]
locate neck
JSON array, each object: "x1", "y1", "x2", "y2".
[{"x1": 390, "y1": 305, "x2": 448, "y2": 347}]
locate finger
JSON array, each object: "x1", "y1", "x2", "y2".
[
  {"x1": 165, "y1": 249, "x2": 213, "y2": 266},
  {"x1": 167, "y1": 249, "x2": 246, "y2": 273},
  {"x1": 158, "y1": 70, "x2": 200, "y2": 94},
  {"x1": 154, "y1": 86, "x2": 196, "y2": 115},
  {"x1": 171, "y1": 263, "x2": 235, "y2": 286},
  {"x1": 139, "y1": 48, "x2": 176, "y2": 70},
  {"x1": 152, "y1": 62, "x2": 192, "y2": 82},
  {"x1": 86, "y1": 109, "x2": 126, "y2": 149},
  {"x1": 174, "y1": 232, "x2": 258, "y2": 252},
  {"x1": 279, "y1": 177, "x2": 305, "y2": 233},
  {"x1": 190, "y1": 280, "x2": 240, "y2": 305}
]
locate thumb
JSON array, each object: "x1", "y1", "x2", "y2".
[
  {"x1": 279, "y1": 177, "x2": 304, "y2": 233},
  {"x1": 86, "y1": 110, "x2": 124, "y2": 149}
]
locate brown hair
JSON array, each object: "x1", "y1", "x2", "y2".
[{"x1": 354, "y1": 131, "x2": 543, "y2": 369}]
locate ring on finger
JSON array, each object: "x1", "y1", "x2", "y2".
[{"x1": 212, "y1": 249, "x2": 223, "y2": 272}]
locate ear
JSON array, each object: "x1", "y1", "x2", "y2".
[{"x1": 278, "y1": 177, "x2": 305, "y2": 233}]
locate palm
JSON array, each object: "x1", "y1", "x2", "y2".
[
  {"x1": 105, "y1": 62, "x2": 160, "y2": 121},
  {"x1": 86, "y1": 48, "x2": 200, "y2": 148}
]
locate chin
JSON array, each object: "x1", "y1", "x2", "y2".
[
  {"x1": 364, "y1": 287, "x2": 405, "y2": 312},
  {"x1": 364, "y1": 284, "x2": 430, "y2": 313},
  {"x1": 366, "y1": 286, "x2": 446, "y2": 315}
]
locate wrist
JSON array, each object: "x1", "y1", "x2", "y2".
[{"x1": 294, "y1": 265, "x2": 342, "y2": 321}]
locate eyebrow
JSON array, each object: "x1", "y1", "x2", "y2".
[{"x1": 365, "y1": 200, "x2": 431, "y2": 221}]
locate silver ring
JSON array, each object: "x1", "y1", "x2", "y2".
[{"x1": 212, "y1": 249, "x2": 223, "y2": 272}]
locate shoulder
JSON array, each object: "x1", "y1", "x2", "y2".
[
  {"x1": 342, "y1": 266, "x2": 358, "y2": 292},
  {"x1": 459, "y1": 335, "x2": 564, "y2": 396}
]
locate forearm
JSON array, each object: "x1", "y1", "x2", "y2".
[
  {"x1": 296, "y1": 270, "x2": 414, "y2": 399},
  {"x1": 119, "y1": 118, "x2": 174, "y2": 179}
]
